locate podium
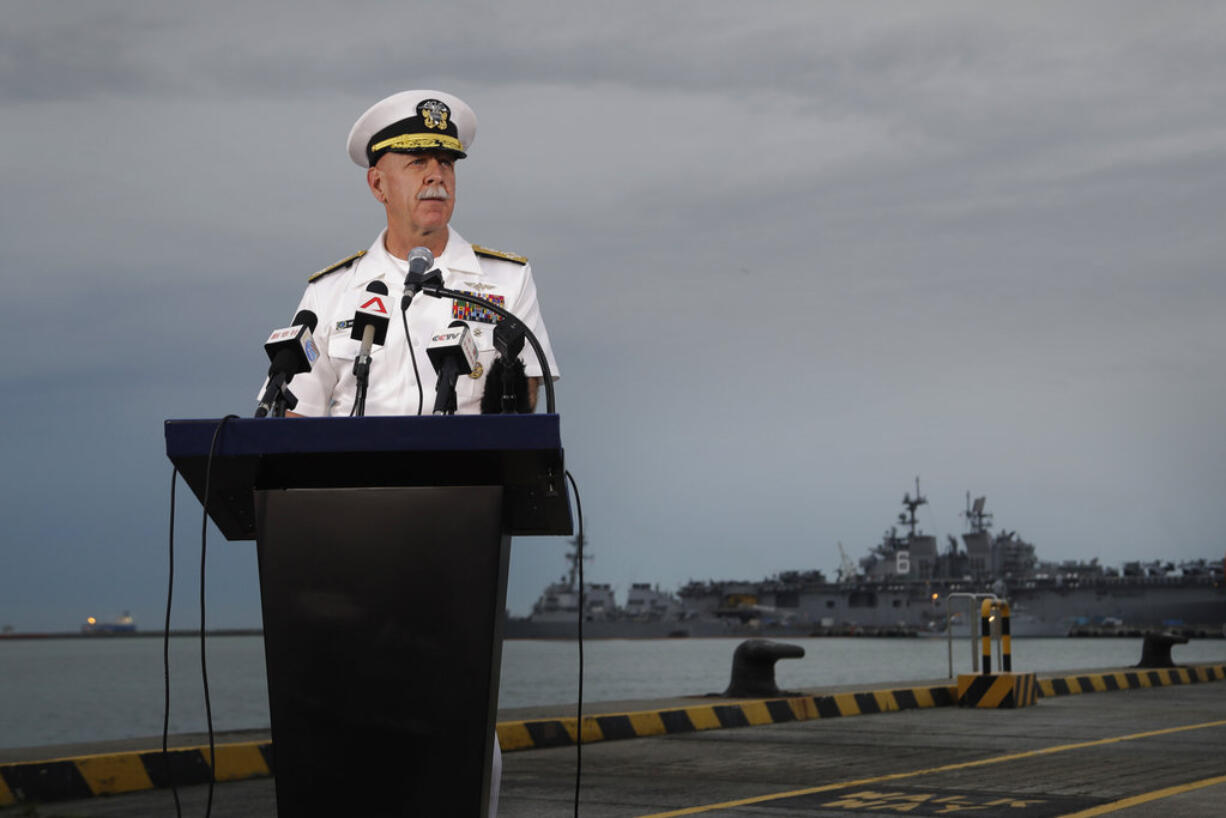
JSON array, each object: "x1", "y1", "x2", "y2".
[{"x1": 165, "y1": 415, "x2": 572, "y2": 817}]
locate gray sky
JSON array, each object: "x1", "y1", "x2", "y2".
[{"x1": 2, "y1": 1, "x2": 1224, "y2": 630}]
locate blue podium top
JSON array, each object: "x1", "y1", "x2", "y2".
[
  {"x1": 164, "y1": 414, "x2": 570, "y2": 540},
  {"x1": 166, "y1": 414, "x2": 563, "y2": 457}
]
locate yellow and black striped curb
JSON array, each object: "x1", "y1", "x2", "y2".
[
  {"x1": 0, "y1": 741, "x2": 272, "y2": 808},
  {"x1": 957, "y1": 672, "x2": 1039, "y2": 708},
  {"x1": 3, "y1": 664, "x2": 1223, "y2": 807},
  {"x1": 495, "y1": 683, "x2": 960, "y2": 751},
  {"x1": 1038, "y1": 663, "x2": 1225, "y2": 698},
  {"x1": 498, "y1": 663, "x2": 1226, "y2": 751}
]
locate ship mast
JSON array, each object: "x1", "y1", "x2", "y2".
[
  {"x1": 964, "y1": 492, "x2": 993, "y2": 534},
  {"x1": 564, "y1": 530, "x2": 591, "y2": 591},
  {"x1": 899, "y1": 476, "x2": 927, "y2": 538}
]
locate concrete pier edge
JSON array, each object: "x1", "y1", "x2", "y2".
[{"x1": 2, "y1": 662, "x2": 1223, "y2": 808}]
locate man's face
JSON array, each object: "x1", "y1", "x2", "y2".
[{"x1": 368, "y1": 150, "x2": 457, "y2": 236}]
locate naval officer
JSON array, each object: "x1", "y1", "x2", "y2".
[
  {"x1": 282, "y1": 88, "x2": 559, "y2": 417},
  {"x1": 272, "y1": 89, "x2": 558, "y2": 815}
]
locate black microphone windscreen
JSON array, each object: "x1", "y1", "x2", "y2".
[
  {"x1": 291, "y1": 309, "x2": 319, "y2": 332},
  {"x1": 366, "y1": 280, "x2": 389, "y2": 295},
  {"x1": 480, "y1": 357, "x2": 531, "y2": 414},
  {"x1": 267, "y1": 347, "x2": 301, "y2": 377}
]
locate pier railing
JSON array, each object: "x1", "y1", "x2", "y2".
[{"x1": 944, "y1": 592, "x2": 1004, "y2": 677}]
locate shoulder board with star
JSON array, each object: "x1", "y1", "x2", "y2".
[
  {"x1": 307, "y1": 250, "x2": 366, "y2": 283},
  {"x1": 472, "y1": 244, "x2": 528, "y2": 265}
]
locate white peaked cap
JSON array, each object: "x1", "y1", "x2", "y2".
[{"x1": 346, "y1": 89, "x2": 477, "y2": 168}]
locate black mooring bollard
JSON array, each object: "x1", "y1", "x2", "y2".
[
  {"x1": 721, "y1": 639, "x2": 805, "y2": 697},
  {"x1": 1136, "y1": 631, "x2": 1189, "y2": 668}
]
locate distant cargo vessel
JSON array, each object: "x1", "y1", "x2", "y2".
[
  {"x1": 504, "y1": 479, "x2": 1225, "y2": 639},
  {"x1": 81, "y1": 612, "x2": 137, "y2": 634}
]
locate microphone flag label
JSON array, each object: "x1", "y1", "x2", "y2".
[
  {"x1": 302, "y1": 333, "x2": 320, "y2": 365},
  {"x1": 351, "y1": 294, "x2": 392, "y2": 345}
]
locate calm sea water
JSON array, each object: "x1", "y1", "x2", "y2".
[{"x1": 2, "y1": 635, "x2": 1223, "y2": 750}]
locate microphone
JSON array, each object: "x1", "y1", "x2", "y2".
[
  {"x1": 481, "y1": 318, "x2": 529, "y2": 414},
  {"x1": 265, "y1": 310, "x2": 320, "y2": 376},
  {"x1": 351, "y1": 280, "x2": 391, "y2": 355},
  {"x1": 351, "y1": 282, "x2": 390, "y2": 417},
  {"x1": 408, "y1": 245, "x2": 433, "y2": 276},
  {"x1": 402, "y1": 246, "x2": 440, "y2": 310},
  {"x1": 480, "y1": 357, "x2": 530, "y2": 414},
  {"x1": 255, "y1": 310, "x2": 319, "y2": 417},
  {"x1": 426, "y1": 320, "x2": 478, "y2": 414}
]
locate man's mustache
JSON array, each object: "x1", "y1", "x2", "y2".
[{"x1": 418, "y1": 185, "x2": 450, "y2": 201}]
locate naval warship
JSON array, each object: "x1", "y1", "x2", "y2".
[{"x1": 504, "y1": 479, "x2": 1225, "y2": 639}]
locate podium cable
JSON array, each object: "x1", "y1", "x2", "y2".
[
  {"x1": 565, "y1": 469, "x2": 586, "y2": 818},
  {"x1": 163, "y1": 414, "x2": 237, "y2": 818},
  {"x1": 163, "y1": 468, "x2": 183, "y2": 818}
]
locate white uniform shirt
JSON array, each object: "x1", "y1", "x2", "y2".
[{"x1": 283, "y1": 228, "x2": 559, "y2": 417}]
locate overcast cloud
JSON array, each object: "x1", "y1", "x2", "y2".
[{"x1": 2, "y1": 1, "x2": 1224, "y2": 630}]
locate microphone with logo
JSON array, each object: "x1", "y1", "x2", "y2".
[
  {"x1": 350, "y1": 281, "x2": 391, "y2": 417},
  {"x1": 427, "y1": 320, "x2": 478, "y2": 415},
  {"x1": 255, "y1": 309, "x2": 319, "y2": 417}
]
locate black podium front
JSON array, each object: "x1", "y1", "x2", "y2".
[{"x1": 165, "y1": 415, "x2": 572, "y2": 817}]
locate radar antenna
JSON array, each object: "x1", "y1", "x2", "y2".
[
  {"x1": 899, "y1": 476, "x2": 928, "y2": 538},
  {"x1": 962, "y1": 492, "x2": 993, "y2": 534},
  {"x1": 837, "y1": 541, "x2": 858, "y2": 583}
]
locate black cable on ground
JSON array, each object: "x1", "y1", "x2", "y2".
[
  {"x1": 565, "y1": 469, "x2": 585, "y2": 818},
  {"x1": 163, "y1": 467, "x2": 184, "y2": 818}
]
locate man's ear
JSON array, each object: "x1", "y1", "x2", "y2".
[{"x1": 366, "y1": 165, "x2": 385, "y2": 203}]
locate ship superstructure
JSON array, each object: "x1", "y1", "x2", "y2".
[{"x1": 507, "y1": 480, "x2": 1225, "y2": 638}]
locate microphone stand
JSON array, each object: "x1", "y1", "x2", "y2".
[
  {"x1": 255, "y1": 373, "x2": 298, "y2": 418},
  {"x1": 270, "y1": 386, "x2": 298, "y2": 418},
  {"x1": 352, "y1": 360, "x2": 370, "y2": 417},
  {"x1": 418, "y1": 284, "x2": 556, "y2": 414},
  {"x1": 433, "y1": 357, "x2": 462, "y2": 415}
]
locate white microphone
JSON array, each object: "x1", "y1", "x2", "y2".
[{"x1": 427, "y1": 320, "x2": 478, "y2": 414}]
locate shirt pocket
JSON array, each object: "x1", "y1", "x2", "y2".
[{"x1": 326, "y1": 322, "x2": 388, "y2": 366}]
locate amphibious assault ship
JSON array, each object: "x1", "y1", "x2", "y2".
[{"x1": 505, "y1": 480, "x2": 1225, "y2": 639}]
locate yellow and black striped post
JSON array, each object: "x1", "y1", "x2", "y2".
[
  {"x1": 963, "y1": 598, "x2": 1031, "y2": 707},
  {"x1": 980, "y1": 598, "x2": 992, "y2": 674},
  {"x1": 978, "y1": 598, "x2": 1012, "y2": 674},
  {"x1": 1000, "y1": 600, "x2": 1012, "y2": 671}
]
